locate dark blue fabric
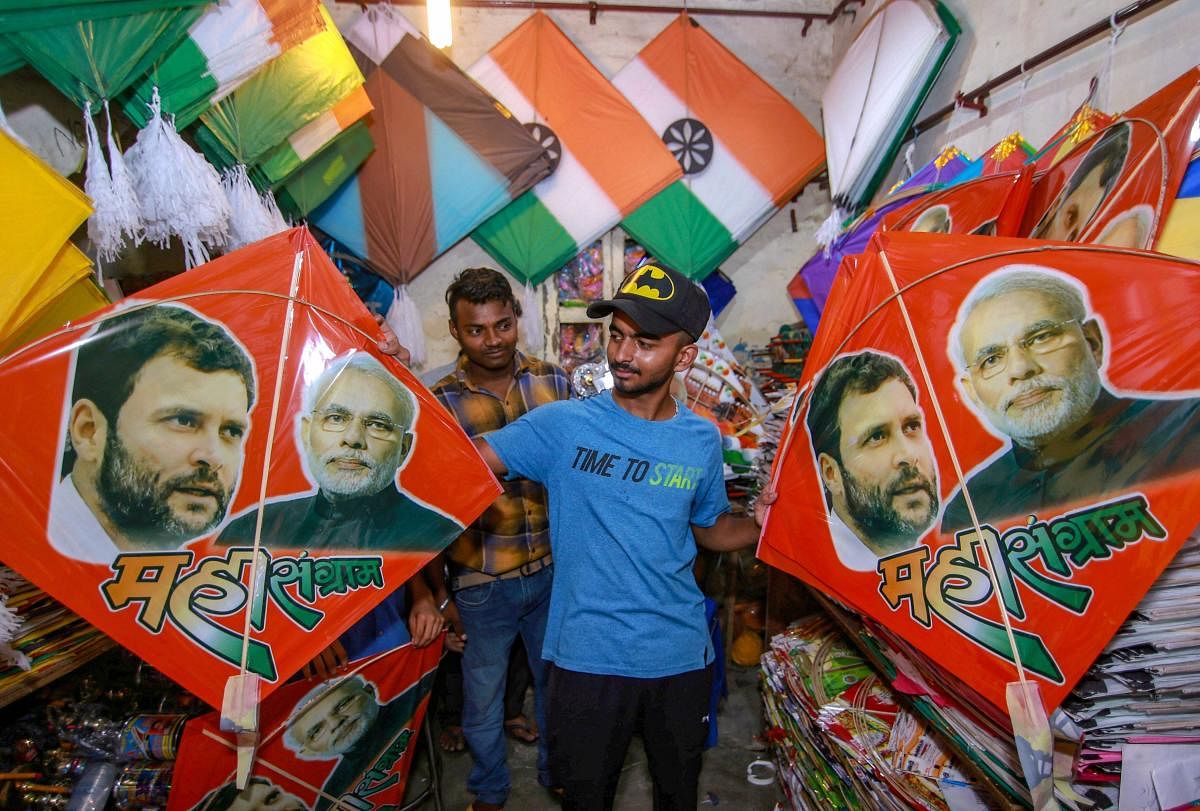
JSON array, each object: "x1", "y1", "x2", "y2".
[
  {"x1": 338, "y1": 587, "x2": 411, "y2": 661},
  {"x1": 704, "y1": 597, "x2": 726, "y2": 749}
]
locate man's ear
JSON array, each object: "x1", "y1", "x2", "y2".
[
  {"x1": 818, "y1": 452, "x2": 842, "y2": 495},
  {"x1": 673, "y1": 341, "x2": 698, "y2": 373},
  {"x1": 959, "y1": 372, "x2": 982, "y2": 409},
  {"x1": 68, "y1": 399, "x2": 107, "y2": 464},
  {"x1": 1081, "y1": 318, "x2": 1104, "y2": 367},
  {"x1": 399, "y1": 431, "x2": 414, "y2": 461},
  {"x1": 448, "y1": 318, "x2": 460, "y2": 343}
]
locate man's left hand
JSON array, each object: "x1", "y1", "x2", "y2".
[
  {"x1": 408, "y1": 593, "x2": 444, "y2": 648},
  {"x1": 754, "y1": 487, "x2": 778, "y2": 528},
  {"x1": 375, "y1": 313, "x2": 411, "y2": 365}
]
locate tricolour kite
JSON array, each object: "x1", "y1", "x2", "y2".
[
  {"x1": 469, "y1": 11, "x2": 681, "y2": 286},
  {"x1": 614, "y1": 13, "x2": 825, "y2": 280}
]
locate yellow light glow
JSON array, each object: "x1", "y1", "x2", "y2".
[{"x1": 427, "y1": 0, "x2": 452, "y2": 48}]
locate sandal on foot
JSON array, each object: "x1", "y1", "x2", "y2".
[{"x1": 504, "y1": 715, "x2": 539, "y2": 744}]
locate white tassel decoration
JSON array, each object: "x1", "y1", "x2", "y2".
[
  {"x1": 221, "y1": 164, "x2": 288, "y2": 250},
  {"x1": 103, "y1": 100, "x2": 143, "y2": 251},
  {"x1": 520, "y1": 281, "x2": 544, "y2": 356},
  {"x1": 0, "y1": 566, "x2": 25, "y2": 668},
  {"x1": 385, "y1": 285, "x2": 426, "y2": 368},
  {"x1": 126, "y1": 87, "x2": 231, "y2": 268},
  {"x1": 84, "y1": 102, "x2": 129, "y2": 265},
  {"x1": 815, "y1": 206, "x2": 846, "y2": 257}
]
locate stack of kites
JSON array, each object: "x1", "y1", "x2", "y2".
[
  {"x1": 821, "y1": 0, "x2": 959, "y2": 217},
  {"x1": 194, "y1": 3, "x2": 368, "y2": 245},
  {"x1": 0, "y1": 128, "x2": 108, "y2": 356},
  {"x1": 760, "y1": 613, "x2": 997, "y2": 810},
  {"x1": 0, "y1": 565, "x2": 113, "y2": 706},
  {"x1": 1, "y1": 0, "x2": 386, "y2": 271},
  {"x1": 3, "y1": 0, "x2": 209, "y2": 262},
  {"x1": 1063, "y1": 537, "x2": 1200, "y2": 789},
  {"x1": 122, "y1": 0, "x2": 326, "y2": 130},
  {"x1": 791, "y1": 144, "x2": 975, "y2": 330}
]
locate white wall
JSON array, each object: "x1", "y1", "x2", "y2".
[{"x1": 325, "y1": 0, "x2": 840, "y2": 369}]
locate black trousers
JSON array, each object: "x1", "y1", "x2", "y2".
[{"x1": 546, "y1": 662, "x2": 713, "y2": 811}]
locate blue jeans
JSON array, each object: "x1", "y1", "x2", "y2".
[{"x1": 455, "y1": 563, "x2": 553, "y2": 805}]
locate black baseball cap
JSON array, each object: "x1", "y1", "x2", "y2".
[{"x1": 586, "y1": 263, "x2": 711, "y2": 341}]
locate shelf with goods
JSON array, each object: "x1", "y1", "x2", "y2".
[{"x1": 0, "y1": 568, "x2": 114, "y2": 712}]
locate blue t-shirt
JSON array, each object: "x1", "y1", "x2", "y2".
[{"x1": 485, "y1": 391, "x2": 729, "y2": 678}]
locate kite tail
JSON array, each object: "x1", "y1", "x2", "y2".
[
  {"x1": 127, "y1": 87, "x2": 232, "y2": 269},
  {"x1": 385, "y1": 285, "x2": 426, "y2": 368},
  {"x1": 221, "y1": 164, "x2": 289, "y2": 251},
  {"x1": 520, "y1": 281, "x2": 544, "y2": 356}
]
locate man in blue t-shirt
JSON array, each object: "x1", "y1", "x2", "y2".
[{"x1": 473, "y1": 263, "x2": 772, "y2": 811}]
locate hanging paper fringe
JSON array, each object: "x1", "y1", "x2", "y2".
[
  {"x1": 520, "y1": 281, "x2": 544, "y2": 356},
  {"x1": 221, "y1": 164, "x2": 289, "y2": 251},
  {"x1": 126, "y1": 87, "x2": 231, "y2": 268},
  {"x1": 815, "y1": 206, "x2": 847, "y2": 257},
  {"x1": 385, "y1": 285, "x2": 426, "y2": 367},
  {"x1": 0, "y1": 566, "x2": 26, "y2": 670},
  {"x1": 103, "y1": 101, "x2": 143, "y2": 250},
  {"x1": 83, "y1": 102, "x2": 144, "y2": 264}
]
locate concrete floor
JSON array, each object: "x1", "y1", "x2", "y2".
[{"x1": 404, "y1": 664, "x2": 785, "y2": 810}]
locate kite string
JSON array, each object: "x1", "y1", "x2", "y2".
[
  {"x1": 237, "y1": 250, "x2": 305, "y2": 677},
  {"x1": 877, "y1": 251, "x2": 1030, "y2": 686}
]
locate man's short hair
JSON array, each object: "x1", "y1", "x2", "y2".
[
  {"x1": 65, "y1": 305, "x2": 255, "y2": 472},
  {"x1": 807, "y1": 351, "x2": 918, "y2": 467},
  {"x1": 949, "y1": 265, "x2": 1090, "y2": 370},
  {"x1": 303, "y1": 351, "x2": 415, "y2": 430},
  {"x1": 445, "y1": 267, "x2": 521, "y2": 321}
]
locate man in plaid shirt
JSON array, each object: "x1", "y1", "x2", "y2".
[{"x1": 428, "y1": 267, "x2": 569, "y2": 811}]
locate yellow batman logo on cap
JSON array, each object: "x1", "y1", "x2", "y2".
[{"x1": 621, "y1": 266, "x2": 675, "y2": 301}]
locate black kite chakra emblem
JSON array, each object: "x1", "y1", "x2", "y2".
[
  {"x1": 524, "y1": 122, "x2": 562, "y2": 175},
  {"x1": 662, "y1": 118, "x2": 713, "y2": 175}
]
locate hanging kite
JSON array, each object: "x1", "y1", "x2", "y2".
[
  {"x1": 122, "y1": 0, "x2": 325, "y2": 129},
  {"x1": 191, "y1": 4, "x2": 364, "y2": 248},
  {"x1": 880, "y1": 169, "x2": 1032, "y2": 237},
  {"x1": 1020, "y1": 67, "x2": 1200, "y2": 250},
  {"x1": 1029, "y1": 101, "x2": 1114, "y2": 171},
  {"x1": 0, "y1": 227, "x2": 500, "y2": 711},
  {"x1": 255, "y1": 85, "x2": 373, "y2": 188},
  {"x1": 822, "y1": 0, "x2": 959, "y2": 214},
  {"x1": 310, "y1": 4, "x2": 551, "y2": 361},
  {"x1": 759, "y1": 230, "x2": 1200, "y2": 717},
  {"x1": 0, "y1": 128, "x2": 107, "y2": 352},
  {"x1": 613, "y1": 12, "x2": 825, "y2": 280},
  {"x1": 0, "y1": 0, "x2": 206, "y2": 30},
  {"x1": 273, "y1": 120, "x2": 374, "y2": 219},
  {"x1": 468, "y1": 11, "x2": 681, "y2": 287}
]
